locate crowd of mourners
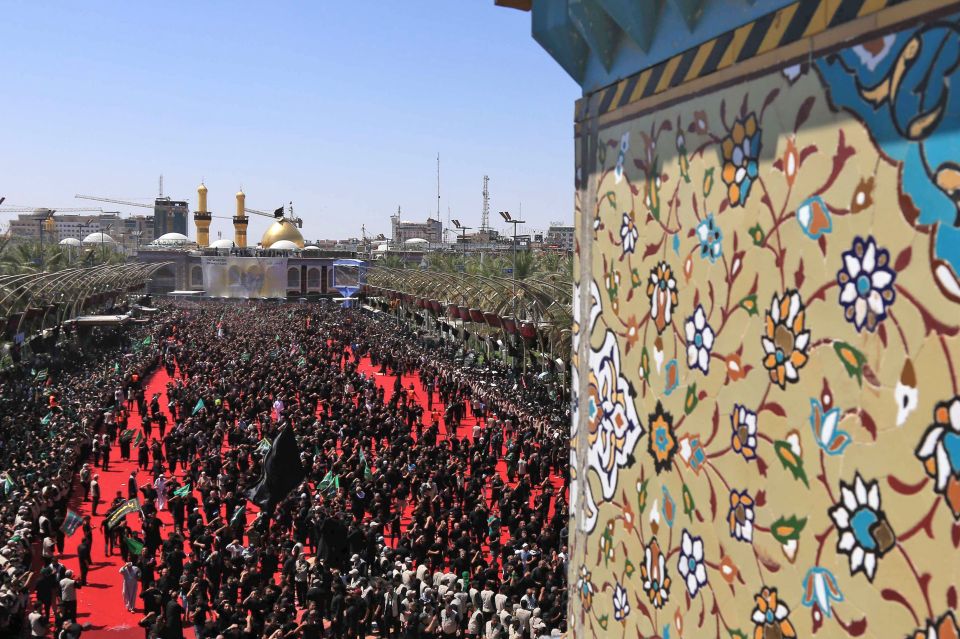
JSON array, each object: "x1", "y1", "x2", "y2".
[
  {"x1": 0, "y1": 311, "x2": 167, "y2": 637},
  {"x1": 0, "y1": 299, "x2": 570, "y2": 639}
]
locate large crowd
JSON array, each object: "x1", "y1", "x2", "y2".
[{"x1": 0, "y1": 300, "x2": 570, "y2": 638}]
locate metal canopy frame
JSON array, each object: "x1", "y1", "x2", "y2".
[
  {"x1": 0, "y1": 262, "x2": 172, "y2": 335},
  {"x1": 367, "y1": 266, "x2": 573, "y2": 356}
]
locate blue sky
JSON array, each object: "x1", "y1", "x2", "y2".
[{"x1": 0, "y1": 1, "x2": 579, "y2": 242}]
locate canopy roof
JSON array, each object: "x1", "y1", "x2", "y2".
[
  {"x1": 367, "y1": 266, "x2": 573, "y2": 354},
  {"x1": 0, "y1": 262, "x2": 171, "y2": 334}
]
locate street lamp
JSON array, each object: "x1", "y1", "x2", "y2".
[
  {"x1": 38, "y1": 210, "x2": 55, "y2": 269},
  {"x1": 451, "y1": 219, "x2": 471, "y2": 272},
  {"x1": 499, "y1": 210, "x2": 525, "y2": 314}
]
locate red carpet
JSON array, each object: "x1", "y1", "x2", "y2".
[
  {"x1": 56, "y1": 349, "x2": 565, "y2": 638},
  {"x1": 61, "y1": 365, "x2": 186, "y2": 638}
]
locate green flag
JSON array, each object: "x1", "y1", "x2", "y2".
[
  {"x1": 61, "y1": 510, "x2": 83, "y2": 536},
  {"x1": 41, "y1": 412, "x2": 53, "y2": 425},
  {"x1": 134, "y1": 431, "x2": 144, "y2": 446},
  {"x1": 142, "y1": 336, "x2": 152, "y2": 346},
  {"x1": 113, "y1": 362, "x2": 120, "y2": 374},
  {"x1": 318, "y1": 471, "x2": 333, "y2": 490},
  {"x1": 172, "y1": 483, "x2": 191, "y2": 498},
  {"x1": 34, "y1": 369, "x2": 48, "y2": 382},
  {"x1": 297, "y1": 357, "x2": 306, "y2": 367},
  {"x1": 120, "y1": 429, "x2": 136, "y2": 443},
  {"x1": 255, "y1": 438, "x2": 272, "y2": 455},
  {"x1": 192, "y1": 399, "x2": 205, "y2": 415},
  {"x1": 230, "y1": 504, "x2": 246, "y2": 526},
  {"x1": 123, "y1": 536, "x2": 144, "y2": 556},
  {"x1": 318, "y1": 471, "x2": 340, "y2": 493},
  {"x1": 359, "y1": 450, "x2": 373, "y2": 480},
  {"x1": 2, "y1": 474, "x2": 14, "y2": 495}
]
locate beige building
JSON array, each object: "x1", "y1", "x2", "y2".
[{"x1": 7, "y1": 210, "x2": 155, "y2": 250}]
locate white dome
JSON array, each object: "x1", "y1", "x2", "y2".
[
  {"x1": 303, "y1": 245, "x2": 321, "y2": 252},
  {"x1": 156, "y1": 232, "x2": 191, "y2": 243},
  {"x1": 151, "y1": 232, "x2": 195, "y2": 247},
  {"x1": 82, "y1": 232, "x2": 114, "y2": 245},
  {"x1": 375, "y1": 244, "x2": 389, "y2": 252},
  {"x1": 59, "y1": 237, "x2": 82, "y2": 247},
  {"x1": 208, "y1": 238, "x2": 235, "y2": 249},
  {"x1": 404, "y1": 237, "x2": 428, "y2": 245},
  {"x1": 269, "y1": 240, "x2": 299, "y2": 251}
]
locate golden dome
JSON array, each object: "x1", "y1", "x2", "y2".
[
  {"x1": 261, "y1": 218, "x2": 304, "y2": 248},
  {"x1": 198, "y1": 183, "x2": 207, "y2": 192}
]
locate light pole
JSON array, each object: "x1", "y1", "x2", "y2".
[
  {"x1": 450, "y1": 219, "x2": 473, "y2": 349},
  {"x1": 38, "y1": 210, "x2": 55, "y2": 269},
  {"x1": 499, "y1": 211, "x2": 525, "y2": 315},
  {"x1": 451, "y1": 219, "x2": 471, "y2": 272}
]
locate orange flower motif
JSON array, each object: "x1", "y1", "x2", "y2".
[
  {"x1": 623, "y1": 315, "x2": 641, "y2": 353},
  {"x1": 646, "y1": 261, "x2": 679, "y2": 334},
  {"x1": 915, "y1": 396, "x2": 960, "y2": 520},
  {"x1": 721, "y1": 113, "x2": 762, "y2": 207},
  {"x1": 728, "y1": 489, "x2": 755, "y2": 542},
  {"x1": 640, "y1": 537, "x2": 671, "y2": 609},
  {"x1": 908, "y1": 612, "x2": 960, "y2": 639},
  {"x1": 726, "y1": 353, "x2": 746, "y2": 381},
  {"x1": 751, "y1": 588, "x2": 797, "y2": 639},
  {"x1": 782, "y1": 135, "x2": 799, "y2": 186},
  {"x1": 850, "y1": 177, "x2": 875, "y2": 213},
  {"x1": 621, "y1": 491, "x2": 636, "y2": 533},
  {"x1": 761, "y1": 290, "x2": 810, "y2": 389},
  {"x1": 719, "y1": 555, "x2": 739, "y2": 584}
]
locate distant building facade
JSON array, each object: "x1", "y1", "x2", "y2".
[
  {"x1": 153, "y1": 198, "x2": 189, "y2": 237},
  {"x1": 546, "y1": 223, "x2": 574, "y2": 252},
  {"x1": 7, "y1": 211, "x2": 155, "y2": 250},
  {"x1": 390, "y1": 213, "x2": 442, "y2": 245}
]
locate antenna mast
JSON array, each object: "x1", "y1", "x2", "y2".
[
  {"x1": 159, "y1": 174, "x2": 163, "y2": 198},
  {"x1": 436, "y1": 153, "x2": 441, "y2": 221},
  {"x1": 481, "y1": 175, "x2": 490, "y2": 232}
]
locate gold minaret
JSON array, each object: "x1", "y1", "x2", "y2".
[
  {"x1": 194, "y1": 182, "x2": 211, "y2": 247},
  {"x1": 233, "y1": 189, "x2": 248, "y2": 248}
]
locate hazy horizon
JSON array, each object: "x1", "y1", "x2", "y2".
[{"x1": 0, "y1": 2, "x2": 579, "y2": 243}]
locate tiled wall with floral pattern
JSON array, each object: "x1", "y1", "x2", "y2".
[{"x1": 570, "y1": 14, "x2": 960, "y2": 639}]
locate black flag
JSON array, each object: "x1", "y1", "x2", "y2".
[
  {"x1": 245, "y1": 425, "x2": 305, "y2": 510},
  {"x1": 273, "y1": 206, "x2": 284, "y2": 218}
]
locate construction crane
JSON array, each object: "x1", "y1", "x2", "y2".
[
  {"x1": 0, "y1": 206, "x2": 104, "y2": 213},
  {"x1": 76, "y1": 194, "x2": 302, "y2": 225}
]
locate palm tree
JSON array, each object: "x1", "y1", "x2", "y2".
[
  {"x1": 380, "y1": 255, "x2": 406, "y2": 270},
  {"x1": 513, "y1": 249, "x2": 536, "y2": 280}
]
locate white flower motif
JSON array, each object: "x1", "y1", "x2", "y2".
[
  {"x1": 612, "y1": 583, "x2": 630, "y2": 621},
  {"x1": 620, "y1": 212, "x2": 638, "y2": 256},
  {"x1": 584, "y1": 331, "x2": 645, "y2": 504},
  {"x1": 731, "y1": 404, "x2": 758, "y2": 461},
  {"x1": 782, "y1": 64, "x2": 803, "y2": 81},
  {"x1": 677, "y1": 530, "x2": 707, "y2": 597},
  {"x1": 895, "y1": 359, "x2": 918, "y2": 427},
  {"x1": 852, "y1": 35, "x2": 895, "y2": 71},
  {"x1": 837, "y1": 235, "x2": 896, "y2": 332},
  {"x1": 684, "y1": 305, "x2": 714, "y2": 374},
  {"x1": 615, "y1": 132, "x2": 630, "y2": 184},
  {"x1": 915, "y1": 396, "x2": 960, "y2": 520},
  {"x1": 829, "y1": 473, "x2": 895, "y2": 581},
  {"x1": 571, "y1": 279, "x2": 602, "y2": 356},
  {"x1": 569, "y1": 448, "x2": 598, "y2": 533},
  {"x1": 570, "y1": 279, "x2": 603, "y2": 533}
]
